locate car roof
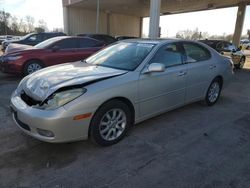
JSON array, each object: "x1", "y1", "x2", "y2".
[
  {"x1": 118, "y1": 38, "x2": 200, "y2": 45},
  {"x1": 199, "y1": 39, "x2": 231, "y2": 43}
]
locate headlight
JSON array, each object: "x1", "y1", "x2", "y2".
[
  {"x1": 38, "y1": 88, "x2": 87, "y2": 110},
  {"x1": 6, "y1": 55, "x2": 23, "y2": 61}
]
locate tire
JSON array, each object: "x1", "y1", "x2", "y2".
[
  {"x1": 234, "y1": 57, "x2": 245, "y2": 69},
  {"x1": 23, "y1": 60, "x2": 44, "y2": 76},
  {"x1": 205, "y1": 78, "x2": 222, "y2": 106},
  {"x1": 90, "y1": 100, "x2": 132, "y2": 146}
]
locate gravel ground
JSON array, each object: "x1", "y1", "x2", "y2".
[{"x1": 0, "y1": 50, "x2": 250, "y2": 188}]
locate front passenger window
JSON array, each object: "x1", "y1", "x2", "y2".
[{"x1": 150, "y1": 44, "x2": 183, "y2": 67}]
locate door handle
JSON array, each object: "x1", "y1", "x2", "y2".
[
  {"x1": 209, "y1": 65, "x2": 216, "y2": 69},
  {"x1": 178, "y1": 71, "x2": 187, "y2": 76}
]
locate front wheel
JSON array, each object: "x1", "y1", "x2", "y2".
[
  {"x1": 90, "y1": 100, "x2": 132, "y2": 146},
  {"x1": 205, "y1": 78, "x2": 222, "y2": 106},
  {"x1": 23, "y1": 60, "x2": 44, "y2": 76}
]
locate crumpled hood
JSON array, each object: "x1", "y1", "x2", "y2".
[
  {"x1": 21, "y1": 61, "x2": 127, "y2": 101},
  {"x1": 5, "y1": 43, "x2": 34, "y2": 54}
]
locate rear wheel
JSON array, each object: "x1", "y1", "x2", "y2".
[
  {"x1": 23, "y1": 60, "x2": 44, "y2": 76},
  {"x1": 205, "y1": 78, "x2": 222, "y2": 106},
  {"x1": 90, "y1": 100, "x2": 132, "y2": 146}
]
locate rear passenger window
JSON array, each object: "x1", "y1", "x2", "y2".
[
  {"x1": 183, "y1": 43, "x2": 211, "y2": 62},
  {"x1": 150, "y1": 43, "x2": 183, "y2": 67},
  {"x1": 79, "y1": 38, "x2": 103, "y2": 48}
]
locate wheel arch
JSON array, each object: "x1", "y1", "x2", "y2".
[
  {"x1": 214, "y1": 75, "x2": 223, "y2": 88},
  {"x1": 88, "y1": 96, "x2": 135, "y2": 137},
  {"x1": 23, "y1": 58, "x2": 45, "y2": 70}
]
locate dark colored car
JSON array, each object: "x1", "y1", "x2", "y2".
[
  {"x1": 199, "y1": 40, "x2": 245, "y2": 69},
  {"x1": 1, "y1": 32, "x2": 66, "y2": 51},
  {"x1": 115, "y1": 36, "x2": 138, "y2": 41},
  {"x1": 0, "y1": 36, "x2": 105, "y2": 75},
  {"x1": 77, "y1": 34, "x2": 117, "y2": 45}
]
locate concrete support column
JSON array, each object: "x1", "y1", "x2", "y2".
[
  {"x1": 96, "y1": 0, "x2": 100, "y2": 33},
  {"x1": 63, "y1": 6, "x2": 69, "y2": 34},
  {"x1": 139, "y1": 17, "x2": 143, "y2": 37},
  {"x1": 232, "y1": 3, "x2": 246, "y2": 46},
  {"x1": 107, "y1": 12, "x2": 111, "y2": 35},
  {"x1": 149, "y1": 0, "x2": 161, "y2": 39}
]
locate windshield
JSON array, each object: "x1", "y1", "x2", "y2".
[
  {"x1": 35, "y1": 37, "x2": 62, "y2": 49},
  {"x1": 21, "y1": 33, "x2": 34, "y2": 40},
  {"x1": 86, "y1": 42, "x2": 155, "y2": 71}
]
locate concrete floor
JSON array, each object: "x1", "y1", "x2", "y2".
[{"x1": 0, "y1": 61, "x2": 250, "y2": 188}]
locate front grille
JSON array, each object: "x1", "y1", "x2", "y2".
[
  {"x1": 13, "y1": 110, "x2": 31, "y2": 131},
  {"x1": 20, "y1": 91, "x2": 41, "y2": 106}
]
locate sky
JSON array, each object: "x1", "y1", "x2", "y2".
[
  {"x1": 143, "y1": 6, "x2": 250, "y2": 37},
  {"x1": 0, "y1": 0, "x2": 63, "y2": 30},
  {"x1": 0, "y1": 0, "x2": 249, "y2": 37}
]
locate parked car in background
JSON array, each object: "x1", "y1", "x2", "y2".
[
  {"x1": 0, "y1": 35, "x2": 15, "y2": 43},
  {"x1": 77, "y1": 34, "x2": 117, "y2": 45},
  {"x1": 0, "y1": 36, "x2": 104, "y2": 75},
  {"x1": 10, "y1": 39, "x2": 233, "y2": 146},
  {"x1": 240, "y1": 39, "x2": 250, "y2": 50},
  {"x1": 115, "y1": 36, "x2": 138, "y2": 41},
  {"x1": 199, "y1": 40, "x2": 246, "y2": 69},
  {"x1": 1, "y1": 32, "x2": 66, "y2": 51}
]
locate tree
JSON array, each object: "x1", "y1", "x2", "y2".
[
  {"x1": 176, "y1": 28, "x2": 206, "y2": 40},
  {"x1": 34, "y1": 27, "x2": 45, "y2": 33},
  {"x1": 176, "y1": 29, "x2": 193, "y2": 40},
  {"x1": 18, "y1": 18, "x2": 28, "y2": 33},
  {"x1": 225, "y1": 34, "x2": 233, "y2": 42},
  {"x1": 0, "y1": 10, "x2": 49, "y2": 35},
  {"x1": 52, "y1": 28, "x2": 63, "y2": 32},
  {"x1": 38, "y1": 19, "x2": 48, "y2": 30},
  {"x1": 10, "y1": 16, "x2": 19, "y2": 34},
  {"x1": 0, "y1": 10, "x2": 11, "y2": 35},
  {"x1": 25, "y1": 15, "x2": 35, "y2": 32}
]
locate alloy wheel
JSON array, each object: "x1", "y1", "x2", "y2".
[
  {"x1": 208, "y1": 82, "x2": 220, "y2": 103},
  {"x1": 99, "y1": 108, "x2": 127, "y2": 141},
  {"x1": 27, "y1": 63, "x2": 42, "y2": 74}
]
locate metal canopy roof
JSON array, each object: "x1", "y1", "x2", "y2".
[{"x1": 63, "y1": 0, "x2": 250, "y2": 17}]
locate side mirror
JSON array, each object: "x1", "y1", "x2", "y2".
[
  {"x1": 52, "y1": 46, "x2": 60, "y2": 52},
  {"x1": 143, "y1": 63, "x2": 165, "y2": 74}
]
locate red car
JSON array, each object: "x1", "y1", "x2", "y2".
[{"x1": 0, "y1": 36, "x2": 105, "y2": 75}]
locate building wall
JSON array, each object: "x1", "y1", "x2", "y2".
[
  {"x1": 67, "y1": 7, "x2": 107, "y2": 35},
  {"x1": 65, "y1": 7, "x2": 141, "y2": 37},
  {"x1": 109, "y1": 14, "x2": 141, "y2": 37}
]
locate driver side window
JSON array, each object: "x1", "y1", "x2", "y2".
[{"x1": 150, "y1": 43, "x2": 183, "y2": 67}]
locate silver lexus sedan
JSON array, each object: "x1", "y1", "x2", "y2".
[{"x1": 10, "y1": 39, "x2": 234, "y2": 146}]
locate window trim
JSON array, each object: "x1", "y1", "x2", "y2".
[
  {"x1": 182, "y1": 41, "x2": 212, "y2": 63},
  {"x1": 78, "y1": 38, "x2": 103, "y2": 49},
  {"x1": 50, "y1": 38, "x2": 79, "y2": 50},
  {"x1": 148, "y1": 42, "x2": 185, "y2": 68}
]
